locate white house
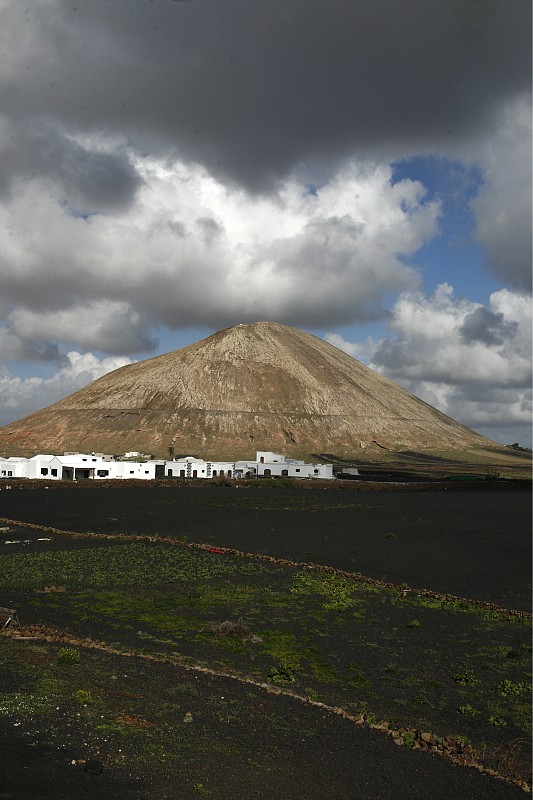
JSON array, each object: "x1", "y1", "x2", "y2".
[
  {"x1": 0, "y1": 450, "x2": 334, "y2": 481},
  {"x1": 233, "y1": 452, "x2": 334, "y2": 480},
  {"x1": 255, "y1": 454, "x2": 333, "y2": 480},
  {"x1": 233, "y1": 451, "x2": 287, "y2": 478},
  {"x1": 24, "y1": 455, "x2": 60, "y2": 479},
  {"x1": 55, "y1": 454, "x2": 103, "y2": 480}
]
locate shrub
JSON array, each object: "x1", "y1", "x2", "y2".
[
  {"x1": 487, "y1": 714, "x2": 507, "y2": 727},
  {"x1": 458, "y1": 704, "x2": 479, "y2": 716},
  {"x1": 495, "y1": 679, "x2": 531, "y2": 698},
  {"x1": 268, "y1": 663, "x2": 296, "y2": 683},
  {"x1": 73, "y1": 689, "x2": 92, "y2": 705},
  {"x1": 453, "y1": 668, "x2": 478, "y2": 685},
  {"x1": 57, "y1": 647, "x2": 80, "y2": 664}
]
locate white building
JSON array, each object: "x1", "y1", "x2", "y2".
[
  {"x1": 0, "y1": 451, "x2": 334, "y2": 481},
  {"x1": 253, "y1": 452, "x2": 333, "y2": 480},
  {"x1": 24, "y1": 455, "x2": 61, "y2": 480}
]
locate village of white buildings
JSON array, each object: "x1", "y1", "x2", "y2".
[{"x1": 0, "y1": 451, "x2": 341, "y2": 482}]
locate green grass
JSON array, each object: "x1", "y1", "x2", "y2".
[
  {"x1": 289, "y1": 571, "x2": 364, "y2": 611},
  {"x1": 0, "y1": 542, "x2": 270, "y2": 591}
]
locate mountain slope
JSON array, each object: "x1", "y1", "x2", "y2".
[{"x1": 0, "y1": 322, "x2": 499, "y2": 459}]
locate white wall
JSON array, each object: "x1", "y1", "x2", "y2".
[
  {"x1": 119, "y1": 461, "x2": 163, "y2": 480},
  {"x1": 256, "y1": 451, "x2": 285, "y2": 464},
  {"x1": 25, "y1": 455, "x2": 56, "y2": 479},
  {"x1": 165, "y1": 458, "x2": 207, "y2": 478},
  {"x1": 0, "y1": 458, "x2": 27, "y2": 478},
  {"x1": 165, "y1": 459, "x2": 236, "y2": 478},
  {"x1": 257, "y1": 460, "x2": 333, "y2": 479}
]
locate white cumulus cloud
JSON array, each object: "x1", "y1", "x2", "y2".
[
  {"x1": 325, "y1": 285, "x2": 532, "y2": 446},
  {"x1": 0, "y1": 154, "x2": 440, "y2": 348},
  {"x1": 0, "y1": 352, "x2": 132, "y2": 427}
]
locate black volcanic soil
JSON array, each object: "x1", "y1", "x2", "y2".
[
  {"x1": 0, "y1": 483, "x2": 530, "y2": 609},
  {"x1": 0, "y1": 640, "x2": 525, "y2": 800},
  {"x1": 0, "y1": 482, "x2": 530, "y2": 799}
]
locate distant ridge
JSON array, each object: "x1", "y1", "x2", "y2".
[{"x1": 0, "y1": 321, "x2": 502, "y2": 460}]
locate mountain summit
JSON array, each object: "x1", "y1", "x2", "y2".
[{"x1": 0, "y1": 322, "x2": 497, "y2": 459}]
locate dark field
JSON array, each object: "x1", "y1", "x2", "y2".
[
  {"x1": 0, "y1": 483, "x2": 530, "y2": 608},
  {"x1": 0, "y1": 482, "x2": 531, "y2": 798}
]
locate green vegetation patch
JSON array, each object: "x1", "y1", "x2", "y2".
[
  {"x1": 289, "y1": 571, "x2": 365, "y2": 611},
  {"x1": 0, "y1": 542, "x2": 270, "y2": 591}
]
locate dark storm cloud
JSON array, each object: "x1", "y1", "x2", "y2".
[
  {"x1": 459, "y1": 306, "x2": 517, "y2": 346},
  {"x1": 0, "y1": 325, "x2": 67, "y2": 364},
  {"x1": 0, "y1": 125, "x2": 141, "y2": 212},
  {"x1": 55, "y1": 140, "x2": 142, "y2": 213},
  {"x1": 2, "y1": 0, "x2": 530, "y2": 191}
]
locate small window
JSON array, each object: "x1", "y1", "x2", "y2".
[
  {"x1": 129, "y1": 470, "x2": 134, "y2": 474},
  {"x1": 97, "y1": 470, "x2": 109, "y2": 477},
  {"x1": 7, "y1": 471, "x2": 12, "y2": 477},
  {"x1": 295, "y1": 468, "x2": 300, "y2": 473},
  {"x1": 51, "y1": 469, "x2": 58, "y2": 477},
  {"x1": 145, "y1": 470, "x2": 149, "y2": 474},
  {"x1": 41, "y1": 468, "x2": 48, "y2": 475},
  {"x1": 314, "y1": 469, "x2": 319, "y2": 474}
]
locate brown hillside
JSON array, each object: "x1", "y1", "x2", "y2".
[{"x1": 0, "y1": 322, "x2": 506, "y2": 461}]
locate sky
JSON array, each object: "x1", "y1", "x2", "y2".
[{"x1": 0, "y1": 0, "x2": 531, "y2": 447}]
